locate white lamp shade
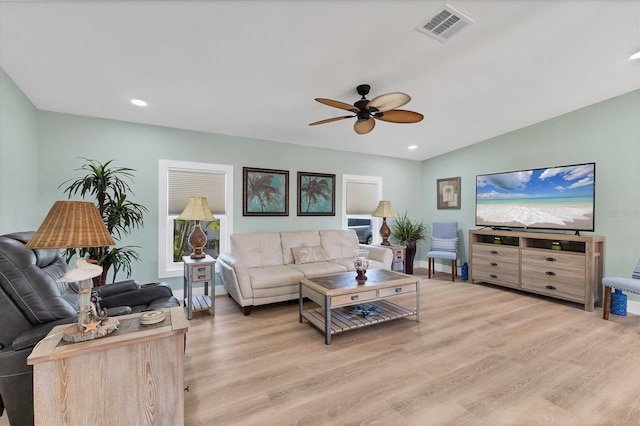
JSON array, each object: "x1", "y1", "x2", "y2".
[
  {"x1": 372, "y1": 201, "x2": 398, "y2": 218},
  {"x1": 177, "y1": 197, "x2": 215, "y2": 221}
]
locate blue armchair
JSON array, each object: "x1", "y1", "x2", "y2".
[
  {"x1": 427, "y1": 221, "x2": 458, "y2": 282},
  {"x1": 602, "y1": 259, "x2": 640, "y2": 320}
]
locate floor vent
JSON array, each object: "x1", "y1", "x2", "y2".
[{"x1": 416, "y1": 4, "x2": 475, "y2": 42}]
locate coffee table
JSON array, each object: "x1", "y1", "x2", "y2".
[{"x1": 299, "y1": 269, "x2": 420, "y2": 344}]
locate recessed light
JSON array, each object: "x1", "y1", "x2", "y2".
[
  {"x1": 408, "y1": 145, "x2": 418, "y2": 150},
  {"x1": 629, "y1": 51, "x2": 640, "y2": 61},
  {"x1": 131, "y1": 99, "x2": 148, "y2": 107}
]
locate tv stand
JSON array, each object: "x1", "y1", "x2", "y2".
[{"x1": 469, "y1": 230, "x2": 605, "y2": 311}]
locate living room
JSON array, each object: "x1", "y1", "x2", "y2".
[{"x1": 1, "y1": 1, "x2": 639, "y2": 425}]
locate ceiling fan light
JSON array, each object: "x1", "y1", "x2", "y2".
[{"x1": 628, "y1": 51, "x2": 640, "y2": 61}]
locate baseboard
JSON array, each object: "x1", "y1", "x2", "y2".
[{"x1": 627, "y1": 299, "x2": 640, "y2": 315}]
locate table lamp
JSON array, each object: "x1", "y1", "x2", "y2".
[
  {"x1": 177, "y1": 196, "x2": 215, "y2": 259},
  {"x1": 372, "y1": 200, "x2": 398, "y2": 246},
  {"x1": 26, "y1": 200, "x2": 118, "y2": 342}
]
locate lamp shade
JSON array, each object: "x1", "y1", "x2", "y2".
[
  {"x1": 177, "y1": 197, "x2": 215, "y2": 221},
  {"x1": 372, "y1": 201, "x2": 398, "y2": 218},
  {"x1": 26, "y1": 201, "x2": 115, "y2": 249}
]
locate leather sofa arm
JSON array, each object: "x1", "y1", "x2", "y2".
[
  {"x1": 95, "y1": 280, "x2": 140, "y2": 298},
  {"x1": 362, "y1": 244, "x2": 394, "y2": 268},
  {"x1": 12, "y1": 318, "x2": 75, "y2": 351},
  {"x1": 99, "y1": 282, "x2": 174, "y2": 309}
]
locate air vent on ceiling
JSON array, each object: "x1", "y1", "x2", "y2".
[{"x1": 416, "y1": 4, "x2": 475, "y2": 42}]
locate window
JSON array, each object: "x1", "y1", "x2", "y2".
[
  {"x1": 342, "y1": 174, "x2": 382, "y2": 245},
  {"x1": 158, "y1": 160, "x2": 233, "y2": 277}
]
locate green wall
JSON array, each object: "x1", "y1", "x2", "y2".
[
  {"x1": 0, "y1": 68, "x2": 39, "y2": 231},
  {"x1": 2, "y1": 66, "x2": 638, "y2": 305},
  {"x1": 32, "y1": 109, "x2": 422, "y2": 288},
  {"x1": 421, "y1": 90, "x2": 640, "y2": 302}
]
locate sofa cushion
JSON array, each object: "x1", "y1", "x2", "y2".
[
  {"x1": 280, "y1": 230, "x2": 321, "y2": 264},
  {"x1": 288, "y1": 261, "x2": 347, "y2": 277},
  {"x1": 230, "y1": 232, "x2": 284, "y2": 268},
  {"x1": 330, "y1": 258, "x2": 388, "y2": 272},
  {"x1": 248, "y1": 265, "x2": 304, "y2": 289},
  {"x1": 319, "y1": 230, "x2": 360, "y2": 260},
  {"x1": 291, "y1": 245, "x2": 328, "y2": 264}
]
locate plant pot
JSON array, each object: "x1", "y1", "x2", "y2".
[{"x1": 405, "y1": 242, "x2": 417, "y2": 274}]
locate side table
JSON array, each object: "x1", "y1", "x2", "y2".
[
  {"x1": 27, "y1": 307, "x2": 188, "y2": 426},
  {"x1": 183, "y1": 254, "x2": 216, "y2": 319},
  {"x1": 376, "y1": 244, "x2": 406, "y2": 273}
]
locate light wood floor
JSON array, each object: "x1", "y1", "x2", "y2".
[{"x1": 183, "y1": 268, "x2": 639, "y2": 426}]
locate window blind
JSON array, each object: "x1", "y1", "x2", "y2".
[
  {"x1": 345, "y1": 181, "x2": 379, "y2": 215},
  {"x1": 168, "y1": 169, "x2": 226, "y2": 215}
]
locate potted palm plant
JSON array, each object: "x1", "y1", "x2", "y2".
[
  {"x1": 60, "y1": 158, "x2": 148, "y2": 285},
  {"x1": 390, "y1": 212, "x2": 429, "y2": 274}
]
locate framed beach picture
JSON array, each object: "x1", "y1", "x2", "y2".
[
  {"x1": 437, "y1": 177, "x2": 461, "y2": 209},
  {"x1": 297, "y1": 172, "x2": 336, "y2": 216},
  {"x1": 243, "y1": 167, "x2": 289, "y2": 216}
]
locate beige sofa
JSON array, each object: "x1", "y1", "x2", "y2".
[{"x1": 217, "y1": 229, "x2": 393, "y2": 314}]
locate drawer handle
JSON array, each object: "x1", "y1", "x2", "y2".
[
  {"x1": 197, "y1": 275, "x2": 207, "y2": 279},
  {"x1": 490, "y1": 250, "x2": 498, "y2": 255},
  {"x1": 490, "y1": 262, "x2": 498, "y2": 266},
  {"x1": 490, "y1": 274, "x2": 498, "y2": 279},
  {"x1": 351, "y1": 295, "x2": 359, "y2": 301},
  {"x1": 545, "y1": 257, "x2": 557, "y2": 262},
  {"x1": 395, "y1": 287, "x2": 402, "y2": 293},
  {"x1": 545, "y1": 271, "x2": 556, "y2": 276},
  {"x1": 196, "y1": 267, "x2": 208, "y2": 271},
  {"x1": 545, "y1": 285, "x2": 556, "y2": 290}
]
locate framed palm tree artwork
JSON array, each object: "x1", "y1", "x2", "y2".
[
  {"x1": 437, "y1": 176, "x2": 461, "y2": 209},
  {"x1": 243, "y1": 167, "x2": 289, "y2": 216},
  {"x1": 297, "y1": 172, "x2": 335, "y2": 216}
]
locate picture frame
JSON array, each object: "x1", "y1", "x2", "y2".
[
  {"x1": 243, "y1": 167, "x2": 289, "y2": 216},
  {"x1": 437, "y1": 176, "x2": 461, "y2": 209},
  {"x1": 297, "y1": 172, "x2": 336, "y2": 216}
]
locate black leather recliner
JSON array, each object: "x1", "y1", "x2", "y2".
[{"x1": 0, "y1": 231, "x2": 181, "y2": 426}]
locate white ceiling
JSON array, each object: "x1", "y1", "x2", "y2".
[{"x1": 1, "y1": 1, "x2": 639, "y2": 161}]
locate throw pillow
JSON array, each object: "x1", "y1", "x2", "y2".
[
  {"x1": 431, "y1": 236, "x2": 458, "y2": 252},
  {"x1": 291, "y1": 246, "x2": 328, "y2": 264}
]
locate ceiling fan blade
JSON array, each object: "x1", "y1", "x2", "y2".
[
  {"x1": 309, "y1": 116, "x2": 353, "y2": 126},
  {"x1": 354, "y1": 117, "x2": 375, "y2": 135},
  {"x1": 315, "y1": 98, "x2": 360, "y2": 112},
  {"x1": 375, "y1": 109, "x2": 424, "y2": 123},
  {"x1": 368, "y1": 92, "x2": 411, "y2": 112}
]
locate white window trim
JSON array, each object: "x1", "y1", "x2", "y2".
[
  {"x1": 342, "y1": 174, "x2": 382, "y2": 245},
  {"x1": 158, "y1": 159, "x2": 234, "y2": 278}
]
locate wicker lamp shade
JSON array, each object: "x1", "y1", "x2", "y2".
[{"x1": 26, "y1": 201, "x2": 115, "y2": 249}]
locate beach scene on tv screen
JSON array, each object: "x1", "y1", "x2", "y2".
[{"x1": 476, "y1": 163, "x2": 595, "y2": 230}]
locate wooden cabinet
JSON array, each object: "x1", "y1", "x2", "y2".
[
  {"x1": 469, "y1": 230, "x2": 605, "y2": 311},
  {"x1": 27, "y1": 307, "x2": 188, "y2": 426}
]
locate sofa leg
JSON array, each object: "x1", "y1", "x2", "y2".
[
  {"x1": 428, "y1": 258, "x2": 432, "y2": 279},
  {"x1": 241, "y1": 306, "x2": 252, "y2": 316}
]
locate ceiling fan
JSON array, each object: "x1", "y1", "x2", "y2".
[{"x1": 309, "y1": 84, "x2": 424, "y2": 135}]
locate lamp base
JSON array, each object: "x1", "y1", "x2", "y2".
[
  {"x1": 62, "y1": 317, "x2": 120, "y2": 343},
  {"x1": 190, "y1": 251, "x2": 206, "y2": 259},
  {"x1": 379, "y1": 218, "x2": 391, "y2": 246}
]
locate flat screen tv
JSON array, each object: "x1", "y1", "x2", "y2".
[{"x1": 475, "y1": 162, "x2": 595, "y2": 232}]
